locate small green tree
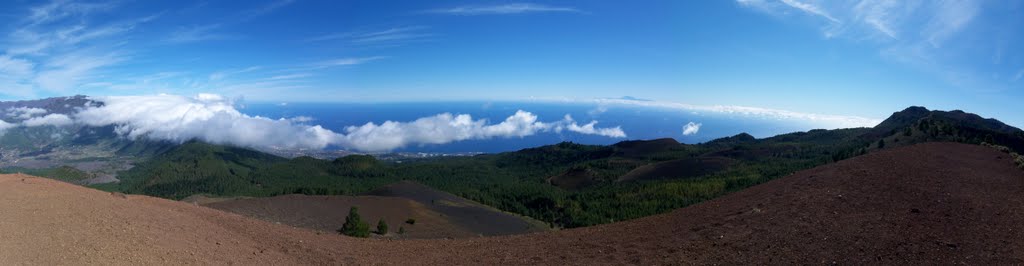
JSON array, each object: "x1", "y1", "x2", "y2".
[
  {"x1": 376, "y1": 218, "x2": 389, "y2": 235},
  {"x1": 339, "y1": 207, "x2": 370, "y2": 238},
  {"x1": 877, "y1": 139, "x2": 885, "y2": 149},
  {"x1": 405, "y1": 218, "x2": 416, "y2": 225},
  {"x1": 398, "y1": 226, "x2": 406, "y2": 234}
]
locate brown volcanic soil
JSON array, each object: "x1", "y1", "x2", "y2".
[
  {"x1": 547, "y1": 167, "x2": 599, "y2": 190},
  {"x1": 201, "y1": 194, "x2": 511, "y2": 239},
  {"x1": 1, "y1": 142, "x2": 1023, "y2": 265},
  {"x1": 365, "y1": 181, "x2": 551, "y2": 236}
]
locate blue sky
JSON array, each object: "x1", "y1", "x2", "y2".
[{"x1": 0, "y1": 0, "x2": 1022, "y2": 127}]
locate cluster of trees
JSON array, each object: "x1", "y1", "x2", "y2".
[
  {"x1": 339, "y1": 207, "x2": 370, "y2": 237},
  {"x1": 337, "y1": 207, "x2": 397, "y2": 238}
]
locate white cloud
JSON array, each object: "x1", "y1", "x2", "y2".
[
  {"x1": 0, "y1": 119, "x2": 15, "y2": 135},
  {"x1": 7, "y1": 94, "x2": 625, "y2": 152},
  {"x1": 562, "y1": 115, "x2": 626, "y2": 138},
  {"x1": 682, "y1": 122, "x2": 702, "y2": 136},
  {"x1": 340, "y1": 110, "x2": 625, "y2": 151},
  {"x1": 6, "y1": 107, "x2": 48, "y2": 119},
  {"x1": 22, "y1": 113, "x2": 73, "y2": 127},
  {"x1": 426, "y1": 3, "x2": 583, "y2": 15},
  {"x1": 587, "y1": 105, "x2": 609, "y2": 116},
  {"x1": 73, "y1": 94, "x2": 341, "y2": 150}
]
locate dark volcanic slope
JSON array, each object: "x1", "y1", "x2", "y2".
[
  {"x1": 201, "y1": 194, "x2": 483, "y2": 239},
  {"x1": 366, "y1": 181, "x2": 550, "y2": 236},
  {"x1": 529, "y1": 142, "x2": 1024, "y2": 264},
  {"x1": 200, "y1": 191, "x2": 549, "y2": 239},
  {"x1": 2, "y1": 142, "x2": 1022, "y2": 265}
]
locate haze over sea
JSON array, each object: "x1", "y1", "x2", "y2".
[{"x1": 243, "y1": 100, "x2": 871, "y2": 153}]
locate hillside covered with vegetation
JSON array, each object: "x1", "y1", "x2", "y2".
[{"x1": 103, "y1": 107, "x2": 1024, "y2": 228}]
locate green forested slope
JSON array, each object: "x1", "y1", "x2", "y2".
[{"x1": 105, "y1": 107, "x2": 1024, "y2": 228}]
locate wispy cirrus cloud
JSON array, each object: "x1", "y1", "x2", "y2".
[
  {"x1": 33, "y1": 51, "x2": 125, "y2": 92},
  {"x1": 0, "y1": 0, "x2": 153, "y2": 98},
  {"x1": 238, "y1": 0, "x2": 296, "y2": 21},
  {"x1": 779, "y1": 0, "x2": 839, "y2": 23},
  {"x1": 267, "y1": 73, "x2": 313, "y2": 80},
  {"x1": 736, "y1": 0, "x2": 1021, "y2": 93},
  {"x1": 0, "y1": 0, "x2": 379, "y2": 101},
  {"x1": 0, "y1": 55, "x2": 35, "y2": 77},
  {"x1": 164, "y1": 24, "x2": 240, "y2": 44},
  {"x1": 424, "y1": 3, "x2": 583, "y2": 15},
  {"x1": 305, "y1": 26, "x2": 433, "y2": 47},
  {"x1": 26, "y1": 0, "x2": 117, "y2": 25},
  {"x1": 737, "y1": 0, "x2": 977, "y2": 43},
  {"x1": 209, "y1": 66, "x2": 262, "y2": 81},
  {"x1": 314, "y1": 56, "x2": 388, "y2": 68},
  {"x1": 165, "y1": 0, "x2": 296, "y2": 45}
]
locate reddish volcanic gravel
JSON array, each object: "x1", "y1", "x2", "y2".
[{"x1": 1, "y1": 142, "x2": 1022, "y2": 265}]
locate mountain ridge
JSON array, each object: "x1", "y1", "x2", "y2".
[
  {"x1": 4, "y1": 102, "x2": 1023, "y2": 229},
  {"x1": 94, "y1": 106, "x2": 1024, "y2": 228}
]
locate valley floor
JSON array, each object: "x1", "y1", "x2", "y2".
[{"x1": 1, "y1": 142, "x2": 1022, "y2": 265}]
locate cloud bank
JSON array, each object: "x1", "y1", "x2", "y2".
[
  {"x1": 23, "y1": 113, "x2": 73, "y2": 127},
  {"x1": 337, "y1": 111, "x2": 625, "y2": 152},
  {"x1": 0, "y1": 94, "x2": 626, "y2": 152},
  {"x1": 6, "y1": 107, "x2": 48, "y2": 119},
  {"x1": 682, "y1": 122, "x2": 702, "y2": 136}
]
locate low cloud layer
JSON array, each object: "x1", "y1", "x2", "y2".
[
  {"x1": 7, "y1": 107, "x2": 48, "y2": 119},
  {"x1": 23, "y1": 113, "x2": 73, "y2": 127},
  {"x1": 73, "y1": 94, "x2": 341, "y2": 150},
  {"x1": 0, "y1": 119, "x2": 14, "y2": 133},
  {"x1": 682, "y1": 122, "x2": 702, "y2": 136},
  {"x1": 0, "y1": 94, "x2": 626, "y2": 152},
  {"x1": 586, "y1": 98, "x2": 881, "y2": 129},
  {"x1": 337, "y1": 112, "x2": 626, "y2": 151}
]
